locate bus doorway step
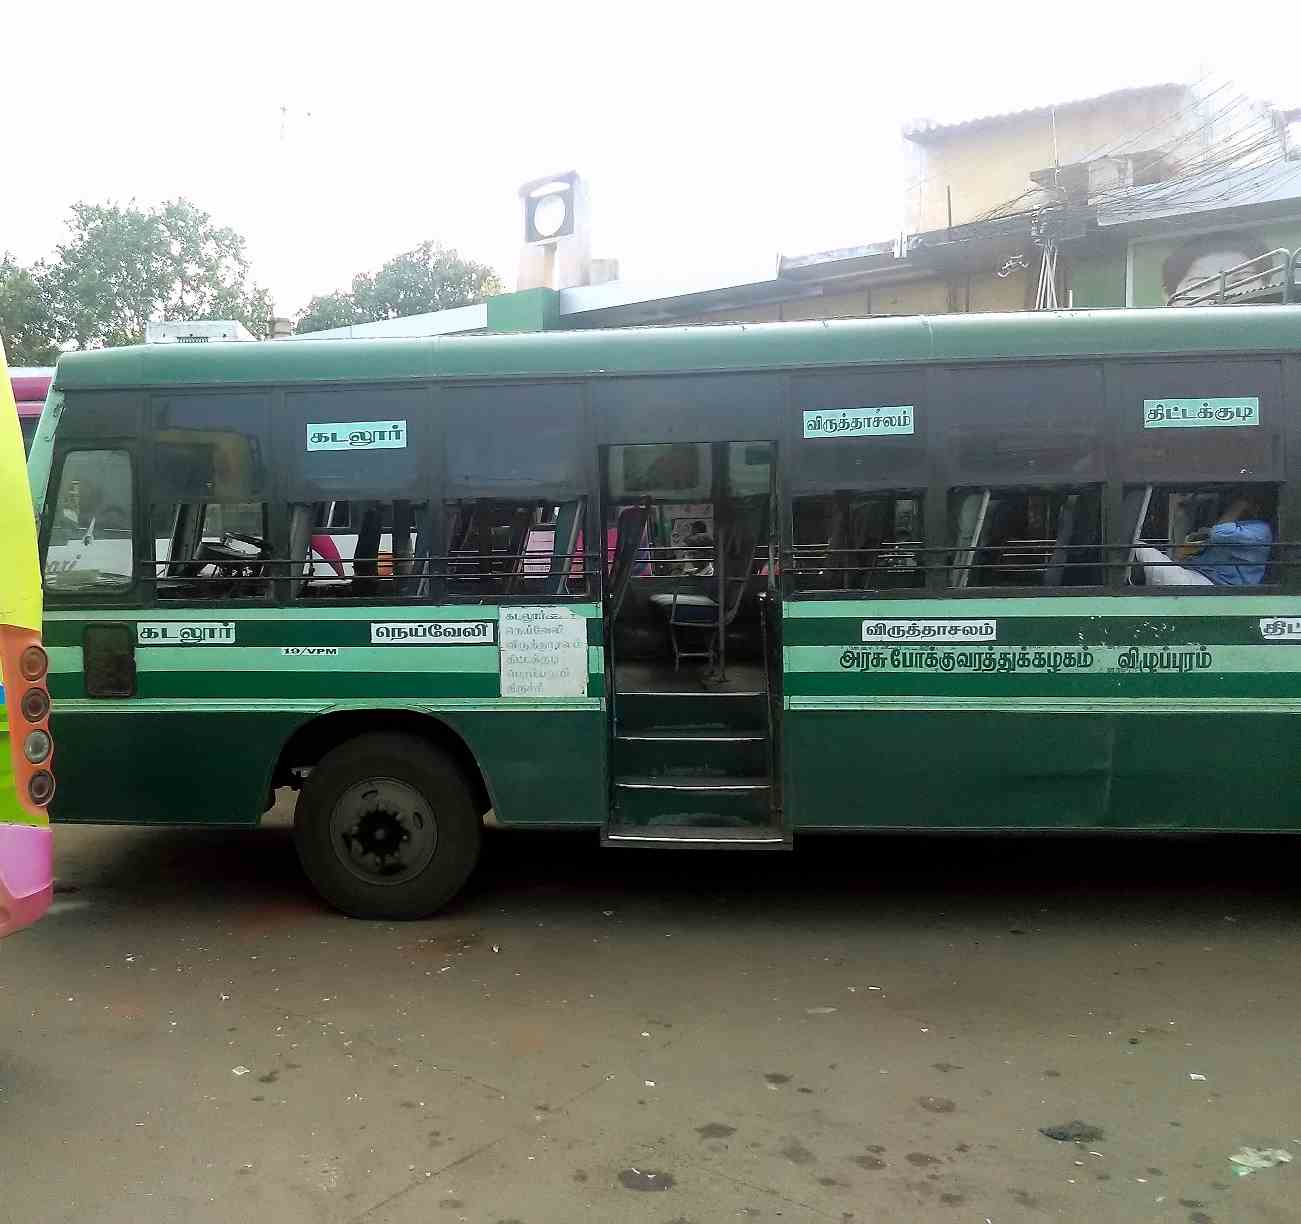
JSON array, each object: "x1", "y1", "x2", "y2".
[{"x1": 601, "y1": 826, "x2": 791, "y2": 849}]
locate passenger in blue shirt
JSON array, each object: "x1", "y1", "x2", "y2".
[{"x1": 1135, "y1": 489, "x2": 1272, "y2": 586}]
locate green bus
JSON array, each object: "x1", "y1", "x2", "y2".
[{"x1": 26, "y1": 307, "x2": 1301, "y2": 917}]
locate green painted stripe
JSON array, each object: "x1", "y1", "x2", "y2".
[
  {"x1": 52, "y1": 696, "x2": 605, "y2": 714},
  {"x1": 783, "y1": 595, "x2": 1301, "y2": 619},
  {"x1": 787, "y1": 695, "x2": 1301, "y2": 714},
  {"x1": 134, "y1": 645, "x2": 500, "y2": 673},
  {"x1": 47, "y1": 646, "x2": 82, "y2": 672},
  {"x1": 786, "y1": 643, "x2": 1301, "y2": 675},
  {"x1": 785, "y1": 617, "x2": 1301, "y2": 648},
  {"x1": 44, "y1": 607, "x2": 605, "y2": 650},
  {"x1": 49, "y1": 643, "x2": 603, "y2": 674}
]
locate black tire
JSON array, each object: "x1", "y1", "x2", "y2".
[{"x1": 293, "y1": 732, "x2": 481, "y2": 919}]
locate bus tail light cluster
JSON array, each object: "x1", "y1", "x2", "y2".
[{"x1": 2, "y1": 628, "x2": 54, "y2": 812}]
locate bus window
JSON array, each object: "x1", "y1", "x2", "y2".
[
  {"x1": 949, "y1": 487, "x2": 1101, "y2": 589},
  {"x1": 791, "y1": 493, "x2": 925, "y2": 592},
  {"x1": 1124, "y1": 483, "x2": 1279, "y2": 587},
  {"x1": 443, "y1": 498, "x2": 588, "y2": 599},
  {"x1": 153, "y1": 394, "x2": 268, "y2": 504},
  {"x1": 289, "y1": 499, "x2": 429, "y2": 599},
  {"x1": 941, "y1": 363, "x2": 1105, "y2": 483},
  {"x1": 43, "y1": 450, "x2": 135, "y2": 594},
  {"x1": 154, "y1": 501, "x2": 269, "y2": 600}
]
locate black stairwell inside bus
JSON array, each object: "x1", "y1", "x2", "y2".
[{"x1": 601, "y1": 441, "x2": 785, "y2": 847}]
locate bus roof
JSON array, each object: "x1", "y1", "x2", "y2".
[
  {"x1": 10, "y1": 368, "x2": 51, "y2": 416},
  {"x1": 51, "y1": 306, "x2": 1301, "y2": 392}
]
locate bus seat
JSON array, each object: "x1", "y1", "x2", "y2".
[
  {"x1": 546, "y1": 498, "x2": 585, "y2": 595},
  {"x1": 608, "y1": 502, "x2": 651, "y2": 620},
  {"x1": 311, "y1": 533, "x2": 346, "y2": 577},
  {"x1": 951, "y1": 490, "x2": 990, "y2": 589},
  {"x1": 1042, "y1": 494, "x2": 1079, "y2": 587},
  {"x1": 1121, "y1": 486, "x2": 1153, "y2": 584}
]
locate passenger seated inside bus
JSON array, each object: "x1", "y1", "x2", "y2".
[{"x1": 1131, "y1": 485, "x2": 1274, "y2": 586}]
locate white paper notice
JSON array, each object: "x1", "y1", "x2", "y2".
[{"x1": 498, "y1": 606, "x2": 589, "y2": 698}]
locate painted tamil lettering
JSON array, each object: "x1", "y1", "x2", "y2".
[
  {"x1": 137, "y1": 621, "x2": 236, "y2": 645},
  {"x1": 838, "y1": 645, "x2": 1215, "y2": 674},
  {"x1": 862, "y1": 618, "x2": 996, "y2": 643},
  {"x1": 307, "y1": 420, "x2": 408, "y2": 452},
  {"x1": 370, "y1": 621, "x2": 494, "y2": 644},
  {"x1": 1142, "y1": 397, "x2": 1259, "y2": 429},
  {"x1": 803, "y1": 405, "x2": 915, "y2": 439},
  {"x1": 1259, "y1": 618, "x2": 1301, "y2": 641}
]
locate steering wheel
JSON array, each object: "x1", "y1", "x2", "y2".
[{"x1": 222, "y1": 532, "x2": 266, "y2": 553}]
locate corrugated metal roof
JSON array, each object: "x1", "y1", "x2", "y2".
[{"x1": 903, "y1": 83, "x2": 1188, "y2": 143}]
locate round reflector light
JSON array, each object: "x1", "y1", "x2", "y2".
[
  {"x1": 19, "y1": 645, "x2": 48, "y2": 681},
  {"x1": 20, "y1": 687, "x2": 50, "y2": 722},
  {"x1": 28, "y1": 771, "x2": 55, "y2": 805}
]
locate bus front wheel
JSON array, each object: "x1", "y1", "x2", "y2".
[{"x1": 293, "y1": 733, "x2": 482, "y2": 919}]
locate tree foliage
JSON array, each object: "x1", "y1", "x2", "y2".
[
  {"x1": 296, "y1": 241, "x2": 502, "y2": 335},
  {"x1": 0, "y1": 255, "x2": 60, "y2": 366},
  {"x1": 44, "y1": 200, "x2": 272, "y2": 348}
]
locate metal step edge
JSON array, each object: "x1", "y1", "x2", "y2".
[
  {"x1": 617, "y1": 690, "x2": 768, "y2": 699},
  {"x1": 614, "y1": 777, "x2": 770, "y2": 792},
  {"x1": 616, "y1": 732, "x2": 766, "y2": 743},
  {"x1": 603, "y1": 828, "x2": 790, "y2": 848}
]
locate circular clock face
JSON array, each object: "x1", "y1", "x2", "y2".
[{"x1": 533, "y1": 193, "x2": 569, "y2": 238}]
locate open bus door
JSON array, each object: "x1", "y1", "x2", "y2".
[{"x1": 600, "y1": 441, "x2": 785, "y2": 847}]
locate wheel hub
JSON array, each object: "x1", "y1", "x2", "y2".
[{"x1": 329, "y1": 778, "x2": 438, "y2": 887}]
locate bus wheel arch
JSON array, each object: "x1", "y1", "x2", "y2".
[
  {"x1": 272, "y1": 711, "x2": 492, "y2": 920},
  {"x1": 271, "y1": 708, "x2": 493, "y2": 817}
]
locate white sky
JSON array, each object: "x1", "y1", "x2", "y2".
[{"x1": 4, "y1": 1, "x2": 1297, "y2": 317}]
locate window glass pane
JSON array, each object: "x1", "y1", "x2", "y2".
[
  {"x1": 611, "y1": 443, "x2": 711, "y2": 500},
  {"x1": 948, "y1": 486, "x2": 1102, "y2": 589},
  {"x1": 43, "y1": 450, "x2": 134, "y2": 593},
  {"x1": 940, "y1": 364, "x2": 1104, "y2": 481},
  {"x1": 791, "y1": 370, "x2": 928, "y2": 491},
  {"x1": 791, "y1": 493, "x2": 925, "y2": 592},
  {"x1": 728, "y1": 442, "x2": 771, "y2": 497},
  {"x1": 441, "y1": 498, "x2": 589, "y2": 599},
  {"x1": 1111, "y1": 360, "x2": 1282, "y2": 481},
  {"x1": 154, "y1": 502, "x2": 269, "y2": 600},
  {"x1": 153, "y1": 393, "x2": 268, "y2": 500},
  {"x1": 1124, "y1": 483, "x2": 1278, "y2": 587},
  {"x1": 445, "y1": 385, "x2": 583, "y2": 494},
  {"x1": 283, "y1": 388, "x2": 423, "y2": 498},
  {"x1": 290, "y1": 499, "x2": 430, "y2": 600}
]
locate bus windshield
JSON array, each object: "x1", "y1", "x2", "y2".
[{"x1": 0, "y1": 343, "x2": 54, "y2": 937}]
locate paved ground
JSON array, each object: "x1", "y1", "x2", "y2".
[{"x1": 3, "y1": 804, "x2": 1301, "y2": 1224}]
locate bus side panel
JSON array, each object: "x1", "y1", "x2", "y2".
[
  {"x1": 46, "y1": 607, "x2": 608, "y2": 827},
  {"x1": 784, "y1": 709, "x2": 1114, "y2": 829},
  {"x1": 434, "y1": 710, "x2": 607, "y2": 826},
  {"x1": 1109, "y1": 712, "x2": 1301, "y2": 830},
  {"x1": 48, "y1": 706, "x2": 609, "y2": 827},
  {"x1": 783, "y1": 596, "x2": 1301, "y2": 832},
  {"x1": 49, "y1": 708, "x2": 300, "y2": 825}
]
